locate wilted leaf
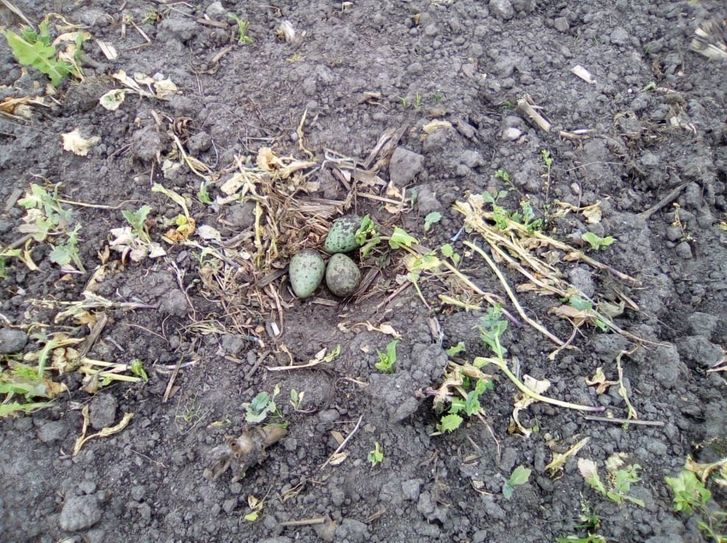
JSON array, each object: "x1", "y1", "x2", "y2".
[
  {"x1": 197, "y1": 224, "x2": 222, "y2": 241},
  {"x1": 582, "y1": 202, "x2": 602, "y2": 224},
  {"x1": 585, "y1": 367, "x2": 618, "y2": 395},
  {"x1": 73, "y1": 406, "x2": 133, "y2": 455},
  {"x1": 95, "y1": 39, "x2": 118, "y2": 60},
  {"x1": 546, "y1": 437, "x2": 590, "y2": 476},
  {"x1": 99, "y1": 89, "x2": 126, "y2": 110},
  {"x1": 328, "y1": 451, "x2": 348, "y2": 466},
  {"x1": 62, "y1": 129, "x2": 100, "y2": 156},
  {"x1": 422, "y1": 120, "x2": 453, "y2": 134}
]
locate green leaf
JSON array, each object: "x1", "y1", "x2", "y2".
[
  {"x1": 440, "y1": 244, "x2": 454, "y2": 258},
  {"x1": 4, "y1": 29, "x2": 72, "y2": 87},
  {"x1": 582, "y1": 232, "x2": 615, "y2": 250},
  {"x1": 375, "y1": 340, "x2": 398, "y2": 373},
  {"x1": 509, "y1": 465, "x2": 532, "y2": 486},
  {"x1": 446, "y1": 342, "x2": 466, "y2": 357},
  {"x1": 122, "y1": 205, "x2": 152, "y2": 240},
  {"x1": 438, "y1": 413, "x2": 463, "y2": 433},
  {"x1": 389, "y1": 227, "x2": 418, "y2": 249},
  {"x1": 665, "y1": 471, "x2": 712, "y2": 513},
  {"x1": 424, "y1": 211, "x2": 442, "y2": 232},
  {"x1": 0, "y1": 401, "x2": 53, "y2": 417},
  {"x1": 368, "y1": 442, "x2": 384, "y2": 466},
  {"x1": 130, "y1": 359, "x2": 149, "y2": 382}
]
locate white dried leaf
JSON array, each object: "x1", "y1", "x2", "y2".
[
  {"x1": 62, "y1": 129, "x2": 100, "y2": 156},
  {"x1": 99, "y1": 89, "x2": 126, "y2": 111},
  {"x1": 197, "y1": 224, "x2": 222, "y2": 241},
  {"x1": 96, "y1": 39, "x2": 118, "y2": 60}
]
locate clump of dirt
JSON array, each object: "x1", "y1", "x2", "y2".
[{"x1": 1, "y1": 1, "x2": 726, "y2": 542}]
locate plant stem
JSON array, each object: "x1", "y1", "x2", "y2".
[{"x1": 474, "y1": 356, "x2": 604, "y2": 412}]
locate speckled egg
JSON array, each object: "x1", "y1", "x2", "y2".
[
  {"x1": 289, "y1": 249, "x2": 325, "y2": 299},
  {"x1": 323, "y1": 215, "x2": 361, "y2": 254},
  {"x1": 325, "y1": 253, "x2": 361, "y2": 297}
]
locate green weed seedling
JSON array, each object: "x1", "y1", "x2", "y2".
[
  {"x1": 495, "y1": 169, "x2": 511, "y2": 183},
  {"x1": 440, "y1": 243, "x2": 461, "y2": 265},
  {"x1": 228, "y1": 14, "x2": 253, "y2": 44},
  {"x1": 445, "y1": 342, "x2": 466, "y2": 357},
  {"x1": 375, "y1": 340, "x2": 398, "y2": 374},
  {"x1": 244, "y1": 385, "x2": 283, "y2": 424},
  {"x1": 17, "y1": 184, "x2": 84, "y2": 271},
  {"x1": 424, "y1": 211, "x2": 442, "y2": 232},
  {"x1": 665, "y1": 469, "x2": 726, "y2": 542},
  {"x1": 482, "y1": 190, "x2": 543, "y2": 232},
  {"x1": 557, "y1": 502, "x2": 605, "y2": 542},
  {"x1": 556, "y1": 535, "x2": 607, "y2": 543},
  {"x1": 578, "y1": 457, "x2": 644, "y2": 507},
  {"x1": 355, "y1": 215, "x2": 381, "y2": 257},
  {"x1": 3, "y1": 20, "x2": 81, "y2": 86},
  {"x1": 582, "y1": 232, "x2": 615, "y2": 250},
  {"x1": 503, "y1": 465, "x2": 531, "y2": 499},
  {"x1": 436, "y1": 376, "x2": 493, "y2": 433},
  {"x1": 289, "y1": 388, "x2": 305, "y2": 411},
  {"x1": 368, "y1": 442, "x2": 384, "y2": 467},
  {"x1": 129, "y1": 359, "x2": 149, "y2": 382}
]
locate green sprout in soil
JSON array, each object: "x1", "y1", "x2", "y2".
[
  {"x1": 228, "y1": 14, "x2": 253, "y2": 45},
  {"x1": 483, "y1": 190, "x2": 542, "y2": 232},
  {"x1": 445, "y1": 342, "x2": 466, "y2": 357},
  {"x1": 440, "y1": 243, "x2": 461, "y2": 265},
  {"x1": 0, "y1": 361, "x2": 64, "y2": 417},
  {"x1": 3, "y1": 20, "x2": 83, "y2": 86},
  {"x1": 48, "y1": 224, "x2": 85, "y2": 272},
  {"x1": 355, "y1": 215, "x2": 381, "y2": 257},
  {"x1": 578, "y1": 456, "x2": 644, "y2": 507},
  {"x1": 18, "y1": 183, "x2": 74, "y2": 242},
  {"x1": 665, "y1": 469, "x2": 726, "y2": 542},
  {"x1": 436, "y1": 374, "x2": 493, "y2": 433},
  {"x1": 368, "y1": 441, "x2": 384, "y2": 467},
  {"x1": 289, "y1": 388, "x2": 305, "y2": 411},
  {"x1": 424, "y1": 211, "x2": 442, "y2": 232},
  {"x1": 129, "y1": 359, "x2": 148, "y2": 382},
  {"x1": 582, "y1": 232, "x2": 615, "y2": 251},
  {"x1": 197, "y1": 182, "x2": 213, "y2": 205},
  {"x1": 556, "y1": 502, "x2": 604, "y2": 543},
  {"x1": 375, "y1": 340, "x2": 398, "y2": 374},
  {"x1": 474, "y1": 306, "x2": 604, "y2": 413},
  {"x1": 495, "y1": 169, "x2": 511, "y2": 183},
  {"x1": 244, "y1": 385, "x2": 284, "y2": 424},
  {"x1": 503, "y1": 464, "x2": 531, "y2": 500}
]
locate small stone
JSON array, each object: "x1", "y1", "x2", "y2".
[
  {"x1": 568, "y1": 267, "x2": 595, "y2": 298},
  {"x1": 677, "y1": 336, "x2": 723, "y2": 368},
  {"x1": 687, "y1": 312, "x2": 719, "y2": 338},
  {"x1": 553, "y1": 17, "x2": 569, "y2": 32},
  {"x1": 416, "y1": 186, "x2": 441, "y2": 215},
  {"x1": 37, "y1": 420, "x2": 68, "y2": 443},
  {"x1": 224, "y1": 201, "x2": 256, "y2": 230},
  {"x1": 188, "y1": 132, "x2": 212, "y2": 154},
  {"x1": 205, "y1": 1, "x2": 227, "y2": 18},
  {"x1": 159, "y1": 17, "x2": 199, "y2": 43},
  {"x1": 392, "y1": 397, "x2": 419, "y2": 422},
  {"x1": 335, "y1": 519, "x2": 369, "y2": 543},
  {"x1": 674, "y1": 241, "x2": 693, "y2": 259},
  {"x1": 222, "y1": 498, "x2": 237, "y2": 513},
  {"x1": 401, "y1": 479, "x2": 422, "y2": 501},
  {"x1": 459, "y1": 150, "x2": 483, "y2": 168},
  {"x1": 610, "y1": 27, "x2": 629, "y2": 45},
  {"x1": 0, "y1": 328, "x2": 28, "y2": 354},
  {"x1": 649, "y1": 344, "x2": 684, "y2": 389},
  {"x1": 159, "y1": 289, "x2": 189, "y2": 317},
  {"x1": 389, "y1": 147, "x2": 424, "y2": 185},
  {"x1": 220, "y1": 334, "x2": 246, "y2": 355},
  {"x1": 665, "y1": 226, "x2": 682, "y2": 242},
  {"x1": 501, "y1": 127, "x2": 522, "y2": 141},
  {"x1": 59, "y1": 495, "x2": 102, "y2": 531},
  {"x1": 89, "y1": 393, "x2": 118, "y2": 430},
  {"x1": 489, "y1": 0, "x2": 514, "y2": 20}
]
